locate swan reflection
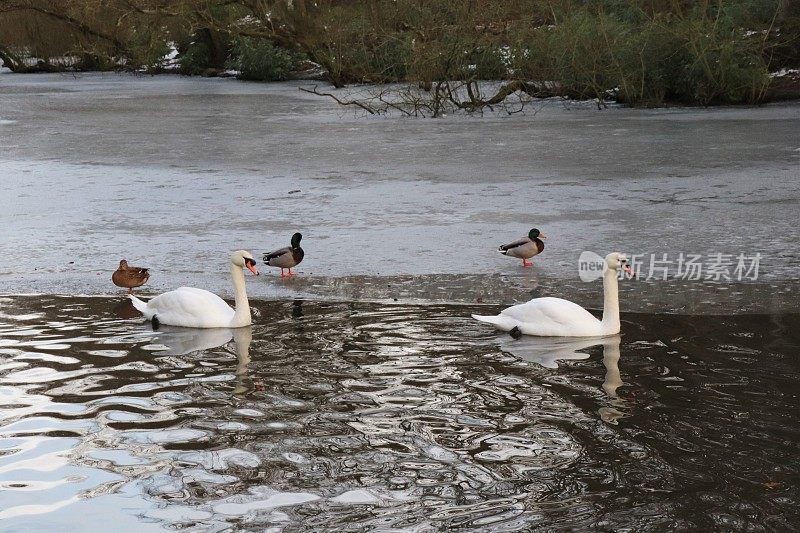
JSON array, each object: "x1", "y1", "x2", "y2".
[
  {"x1": 498, "y1": 335, "x2": 626, "y2": 423},
  {"x1": 150, "y1": 326, "x2": 234, "y2": 356},
  {"x1": 497, "y1": 336, "x2": 599, "y2": 369},
  {"x1": 231, "y1": 326, "x2": 252, "y2": 396},
  {"x1": 147, "y1": 326, "x2": 253, "y2": 395}
]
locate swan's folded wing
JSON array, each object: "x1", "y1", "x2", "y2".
[
  {"x1": 172, "y1": 287, "x2": 233, "y2": 314},
  {"x1": 505, "y1": 297, "x2": 597, "y2": 321},
  {"x1": 146, "y1": 287, "x2": 234, "y2": 327},
  {"x1": 501, "y1": 297, "x2": 601, "y2": 336}
]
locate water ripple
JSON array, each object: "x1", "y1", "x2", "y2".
[{"x1": 0, "y1": 296, "x2": 797, "y2": 530}]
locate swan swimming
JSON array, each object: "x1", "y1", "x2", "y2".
[
  {"x1": 129, "y1": 250, "x2": 259, "y2": 328},
  {"x1": 473, "y1": 252, "x2": 632, "y2": 337}
]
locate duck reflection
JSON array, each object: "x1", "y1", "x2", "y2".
[
  {"x1": 113, "y1": 299, "x2": 142, "y2": 320},
  {"x1": 498, "y1": 335, "x2": 627, "y2": 423}
]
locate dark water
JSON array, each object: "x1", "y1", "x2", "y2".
[{"x1": 0, "y1": 296, "x2": 798, "y2": 531}]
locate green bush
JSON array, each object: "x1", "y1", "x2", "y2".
[
  {"x1": 179, "y1": 40, "x2": 211, "y2": 75},
  {"x1": 127, "y1": 25, "x2": 170, "y2": 73},
  {"x1": 668, "y1": 14, "x2": 770, "y2": 105},
  {"x1": 228, "y1": 37, "x2": 298, "y2": 81},
  {"x1": 463, "y1": 45, "x2": 508, "y2": 80},
  {"x1": 366, "y1": 34, "x2": 413, "y2": 81},
  {"x1": 509, "y1": 12, "x2": 623, "y2": 101},
  {"x1": 74, "y1": 53, "x2": 115, "y2": 72},
  {"x1": 510, "y1": 5, "x2": 771, "y2": 106},
  {"x1": 304, "y1": 5, "x2": 414, "y2": 86}
]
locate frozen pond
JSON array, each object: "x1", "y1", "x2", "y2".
[
  {"x1": 1, "y1": 73, "x2": 799, "y2": 531},
  {"x1": 1, "y1": 73, "x2": 799, "y2": 312}
]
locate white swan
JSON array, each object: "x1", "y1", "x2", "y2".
[
  {"x1": 129, "y1": 250, "x2": 259, "y2": 328},
  {"x1": 473, "y1": 252, "x2": 632, "y2": 337}
]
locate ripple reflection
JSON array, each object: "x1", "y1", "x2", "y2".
[{"x1": 0, "y1": 297, "x2": 797, "y2": 530}]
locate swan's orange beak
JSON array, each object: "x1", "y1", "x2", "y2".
[
  {"x1": 623, "y1": 265, "x2": 634, "y2": 278},
  {"x1": 246, "y1": 263, "x2": 260, "y2": 276}
]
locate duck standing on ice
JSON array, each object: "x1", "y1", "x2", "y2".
[
  {"x1": 263, "y1": 232, "x2": 304, "y2": 277},
  {"x1": 112, "y1": 260, "x2": 150, "y2": 294},
  {"x1": 498, "y1": 228, "x2": 546, "y2": 267}
]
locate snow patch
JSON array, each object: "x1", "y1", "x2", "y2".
[
  {"x1": 161, "y1": 42, "x2": 180, "y2": 71},
  {"x1": 770, "y1": 68, "x2": 800, "y2": 78}
]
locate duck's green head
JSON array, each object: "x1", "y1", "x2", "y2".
[
  {"x1": 529, "y1": 228, "x2": 546, "y2": 240},
  {"x1": 291, "y1": 232, "x2": 303, "y2": 248}
]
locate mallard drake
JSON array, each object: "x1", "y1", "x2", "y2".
[
  {"x1": 263, "y1": 232, "x2": 304, "y2": 277},
  {"x1": 112, "y1": 259, "x2": 150, "y2": 294},
  {"x1": 498, "y1": 228, "x2": 546, "y2": 267}
]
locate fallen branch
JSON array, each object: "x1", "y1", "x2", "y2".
[{"x1": 299, "y1": 85, "x2": 376, "y2": 114}]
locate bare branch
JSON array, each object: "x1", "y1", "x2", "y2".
[
  {"x1": 0, "y1": 2, "x2": 126, "y2": 51},
  {"x1": 299, "y1": 85, "x2": 376, "y2": 114}
]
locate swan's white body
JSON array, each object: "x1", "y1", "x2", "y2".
[
  {"x1": 129, "y1": 251, "x2": 257, "y2": 329},
  {"x1": 473, "y1": 252, "x2": 629, "y2": 337}
]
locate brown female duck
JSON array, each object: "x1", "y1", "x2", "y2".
[{"x1": 112, "y1": 260, "x2": 150, "y2": 294}]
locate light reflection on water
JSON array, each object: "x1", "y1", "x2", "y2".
[{"x1": 0, "y1": 296, "x2": 798, "y2": 531}]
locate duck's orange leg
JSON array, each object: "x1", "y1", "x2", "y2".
[
  {"x1": 522, "y1": 259, "x2": 533, "y2": 267},
  {"x1": 280, "y1": 268, "x2": 286, "y2": 277}
]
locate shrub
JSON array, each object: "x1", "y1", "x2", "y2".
[
  {"x1": 511, "y1": 5, "x2": 772, "y2": 106},
  {"x1": 74, "y1": 53, "x2": 115, "y2": 72},
  {"x1": 127, "y1": 25, "x2": 170, "y2": 73},
  {"x1": 668, "y1": 13, "x2": 770, "y2": 105},
  {"x1": 228, "y1": 37, "x2": 298, "y2": 81},
  {"x1": 179, "y1": 40, "x2": 211, "y2": 75}
]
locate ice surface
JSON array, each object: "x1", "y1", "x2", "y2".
[{"x1": 0, "y1": 73, "x2": 797, "y2": 312}]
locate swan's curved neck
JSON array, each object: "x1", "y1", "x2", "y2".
[
  {"x1": 600, "y1": 268, "x2": 620, "y2": 334},
  {"x1": 230, "y1": 264, "x2": 251, "y2": 327}
]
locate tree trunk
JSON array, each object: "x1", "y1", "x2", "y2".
[{"x1": 196, "y1": 28, "x2": 228, "y2": 70}]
